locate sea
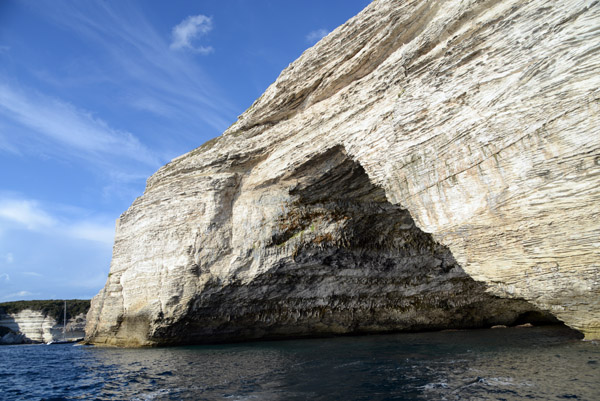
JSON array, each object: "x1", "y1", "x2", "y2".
[{"x1": 0, "y1": 325, "x2": 598, "y2": 401}]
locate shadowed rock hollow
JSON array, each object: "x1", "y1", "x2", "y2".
[
  {"x1": 86, "y1": 0, "x2": 600, "y2": 346},
  {"x1": 149, "y1": 147, "x2": 557, "y2": 344}
]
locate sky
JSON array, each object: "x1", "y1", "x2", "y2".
[{"x1": 0, "y1": 0, "x2": 371, "y2": 302}]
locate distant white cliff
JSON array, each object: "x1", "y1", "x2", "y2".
[{"x1": 0, "y1": 310, "x2": 86, "y2": 344}]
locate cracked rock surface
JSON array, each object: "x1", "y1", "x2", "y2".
[{"x1": 86, "y1": 0, "x2": 600, "y2": 346}]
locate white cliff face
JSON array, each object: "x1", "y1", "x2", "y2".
[
  {"x1": 0, "y1": 310, "x2": 86, "y2": 343},
  {"x1": 86, "y1": 0, "x2": 600, "y2": 346}
]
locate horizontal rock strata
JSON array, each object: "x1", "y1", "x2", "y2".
[
  {"x1": 0, "y1": 310, "x2": 86, "y2": 343},
  {"x1": 86, "y1": 0, "x2": 600, "y2": 346}
]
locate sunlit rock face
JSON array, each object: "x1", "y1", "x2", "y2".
[
  {"x1": 86, "y1": 0, "x2": 600, "y2": 346},
  {"x1": 0, "y1": 310, "x2": 86, "y2": 343}
]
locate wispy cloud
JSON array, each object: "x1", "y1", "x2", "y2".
[
  {"x1": 23, "y1": 272, "x2": 43, "y2": 278},
  {"x1": 129, "y1": 96, "x2": 174, "y2": 117},
  {"x1": 2, "y1": 291, "x2": 33, "y2": 300},
  {"x1": 306, "y1": 28, "x2": 329, "y2": 44},
  {"x1": 0, "y1": 83, "x2": 159, "y2": 168},
  {"x1": 0, "y1": 273, "x2": 9, "y2": 282},
  {"x1": 3, "y1": 253, "x2": 14, "y2": 264},
  {"x1": 29, "y1": 2, "x2": 236, "y2": 135},
  {"x1": 170, "y1": 14, "x2": 214, "y2": 54},
  {"x1": 0, "y1": 138, "x2": 19, "y2": 154},
  {"x1": 0, "y1": 121, "x2": 21, "y2": 155},
  {"x1": 0, "y1": 194, "x2": 115, "y2": 246},
  {"x1": 0, "y1": 199, "x2": 56, "y2": 230}
]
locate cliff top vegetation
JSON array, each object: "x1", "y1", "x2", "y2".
[{"x1": 0, "y1": 300, "x2": 90, "y2": 321}]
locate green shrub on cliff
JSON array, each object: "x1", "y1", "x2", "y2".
[{"x1": 0, "y1": 299, "x2": 90, "y2": 321}]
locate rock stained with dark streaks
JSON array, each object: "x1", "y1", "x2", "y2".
[{"x1": 85, "y1": 0, "x2": 600, "y2": 346}]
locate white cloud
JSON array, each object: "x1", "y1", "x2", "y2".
[
  {"x1": 0, "y1": 199, "x2": 56, "y2": 230},
  {"x1": 306, "y1": 28, "x2": 329, "y2": 44},
  {"x1": 23, "y1": 272, "x2": 43, "y2": 278},
  {"x1": 0, "y1": 273, "x2": 9, "y2": 281},
  {"x1": 29, "y1": 2, "x2": 237, "y2": 135},
  {"x1": 0, "y1": 194, "x2": 115, "y2": 246},
  {"x1": 4, "y1": 253, "x2": 14, "y2": 264},
  {"x1": 170, "y1": 14, "x2": 214, "y2": 54},
  {"x1": 2, "y1": 291, "x2": 33, "y2": 300}
]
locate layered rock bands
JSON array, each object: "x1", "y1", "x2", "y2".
[
  {"x1": 86, "y1": 0, "x2": 600, "y2": 346},
  {"x1": 0, "y1": 311, "x2": 86, "y2": 344}
]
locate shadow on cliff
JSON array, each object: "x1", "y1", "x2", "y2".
[{"x1": 149, "y1": 146, "x2": 563, "y2": 345}]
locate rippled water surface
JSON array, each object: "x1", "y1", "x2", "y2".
[{"x1": 1, "y1": 326, "x2": 598, "y2": 400}]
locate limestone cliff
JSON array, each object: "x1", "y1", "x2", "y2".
[
  {"x1": 86, "y1": 0, "x2": 600, "y2": 346},
  {"x1": 0, "y1": 310, "x2": 86, "y2": 344}
]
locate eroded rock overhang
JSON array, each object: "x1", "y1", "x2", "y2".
[
  {"x1": 85, "y1": 0, "x2": 600, "y2": 345},
  {"x1": 146, "y1": 147, "x2": 557, "y2": 344},
  {"x1": 88, "y1": 145, "x2": 561, "y2": 346}
]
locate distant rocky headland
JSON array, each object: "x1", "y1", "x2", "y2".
[
  {"x1": 0, "y1": 300, "x2": 89, "y2": 345},
  {"x1": 86, "y1": 0, "x2": 600, "y2": 347}
]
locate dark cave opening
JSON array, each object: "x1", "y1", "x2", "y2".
[{"x1": 165, "y1": 146, "x2": 561, "y2": 344}]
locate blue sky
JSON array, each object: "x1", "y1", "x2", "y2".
[{"x1": 0, "y1": 0, "x2": 371, "y2": 301}]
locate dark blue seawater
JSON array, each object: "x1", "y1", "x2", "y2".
[{"x1": 1, "y1": 326, "x2": 598, "y2": 400}]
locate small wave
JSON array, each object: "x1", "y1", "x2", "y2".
[
  {"x1": 130, "y1": 388, "x2": 178, "y2": 401},
  {"x1": 333, "y1": 360, "x2": 363, "y2": 369},
  {"x1": 473, "y1": 376, "x2": 535, "y2": 388},
  {"x1": 419, "y1": 382, "x2": 449, "y2": 390}
]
